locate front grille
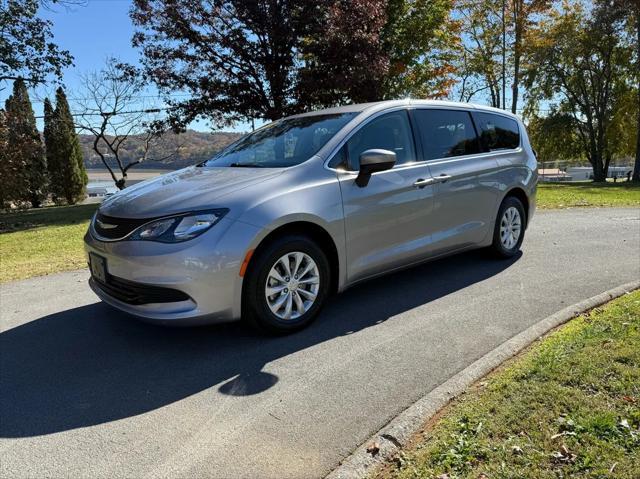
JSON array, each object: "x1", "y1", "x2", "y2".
[
  {"x1": 93, "y1": 213, "x2": 151, "y2": 240},
  {"x1": 92, "y1": 275, "x2": 191, "y2": 305}
]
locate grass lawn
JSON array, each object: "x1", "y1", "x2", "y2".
[
  {"x1": 537, "y1": 182, "x2": 640, "y2": 209},
  {"x1": 375, "y1": 290, "x2": 640, "y2": 479},
  {"x1": 0, "y1": 204, "x2": 98, "y2": 283}
]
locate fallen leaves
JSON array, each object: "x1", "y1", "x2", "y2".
[
  {"x1": 391, "y1": 451, "x2": 405, "y2": 468},
  {"x1": 366, "y1": 442, "x2": 380, "y2": 456},
  {"x1": 551, "y1": 444, "x2": 577, "y2": 464},
  {"x1": 510, "y1": 445, "x2": 523, "y2": 455}
]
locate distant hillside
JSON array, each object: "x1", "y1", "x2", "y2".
[{"x1": 79, "y1": 130, "x2": 244, "y2": 170}]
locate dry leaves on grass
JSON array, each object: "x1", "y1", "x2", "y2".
[
  {"x1": 551, "y1": 444, "x2": 577, "y2": 464},
  {"x1": 366, "y1": 442, "x2": 380, "y2": 456}
]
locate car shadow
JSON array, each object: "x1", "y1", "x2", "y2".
[{"x1": 0, "y1": 250, "x2": 520, "y2": 438}]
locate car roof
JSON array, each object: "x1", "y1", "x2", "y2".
[{"x1": 287, "y1": 99, "x2": 520, "y2": 120}]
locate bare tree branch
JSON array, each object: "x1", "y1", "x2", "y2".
[{"x1": 74, "y1": 58, "x2": 180, "y2": 189}]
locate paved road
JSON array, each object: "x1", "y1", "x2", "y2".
[{"x1": 1, "y1": 208, "x2": 639, "y2": 479}]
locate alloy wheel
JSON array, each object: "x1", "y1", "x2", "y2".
[
  {"x1": 500, "y1": 206, "x2": 522, "y2": 250},
  {"x1": 264, "y1": 252, "x2": 320, "y2": 320}
]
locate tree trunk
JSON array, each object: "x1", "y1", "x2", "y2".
[
  {"x1": 501, "y1": 0, "x2": 506, "y2": 110},
  {"x1": 489, "y1": 83, "x2": 497, "y2": 108},
  {"x1": 633, "y1": 11, "x2": 640, "y2": 182},
  {"x1": 591, "y1": 154, "x2": 607, "y2": 182},
  {"x1": 633, "y1": 92, "x2": 640, "y2": 181},
  {"x1": 511, "y1": 0, "x2": 521, "y2": 114},
  {"x1": 592, "y1": 163, "x2": 606, "y2": 182}
]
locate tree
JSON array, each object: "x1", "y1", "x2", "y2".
[
  {"x1": 524, "y1": 1, "x2": 633, "y2": 182},
  {"x1": 608, "y1": 86, "x2": 639, "y2": 166},
  {"x1": 131, "y1": 0, "x2": 326, "y2": 128},
  {"x1": 0, "y1": 0, "x2": 73, "y2": 88},
  {"x1": 75, "y1": 58, "x2": 177, "y2": 189},
  {"x1": 4, "y1": 79, "x2": 47, "y2": 207},
  {"x1": 45, "y1": 87, "x2": 87, "y2": 203},
  {"x1": 608, "y1": 0, "x2": 639, "y2": 182},
  {"x1": 297, "y1": 0, "x2": 389, "y2": 107},
  {"x1": 0, "y1": 108, "x2": 8, "y2": 206},
  {"x1": 526, "y1": 110, "x2": 585, "y2": 165},
  {"x1": 42, "y1": 97, "x2": 58, "y2": 199},
  {"x1": 456, "y1": 0, "x2": 505, "y2": 108},
  {"x1": 509, "y1": 0, "x2": 552, "y2": 113},
  {"x1": 300, "y1": 0, "x2": 458, "y2": 106},
  {"x1": 453, "y1": 46, "x2": 492, "y2": 102},
  {"x1": 453, "y1": 0, "x2": 552, "y2": 110},
  {"x1": 382, "y1": 0, "x2": 458, "y2": 98},
  {"x1": 132, "y1": 0, "x2": 459, "y2": 127}
]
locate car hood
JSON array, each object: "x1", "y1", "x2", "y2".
[{"x1": 99, "y1": 166, "x2": 283, "y2": 218}]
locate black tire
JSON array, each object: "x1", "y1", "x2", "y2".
[
  {"x1": 489, "y1": 196, "x2": 526, "y2": 258},
  {"x1": 242, "y1": 234, "x2": 330, "y2": 334}
]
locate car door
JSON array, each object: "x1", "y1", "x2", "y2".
[
  {"x1": 335, "y1": 110, "x2": 436, "y2": 283},
  {"x1": 412, "y1": 108, "x2": 500, "y2": 254}
]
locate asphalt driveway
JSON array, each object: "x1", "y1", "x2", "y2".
[{"x1": 1, "y1": 207, "x2": 639, "y2": 478}]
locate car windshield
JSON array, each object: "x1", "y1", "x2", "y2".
[{"x1": 203, "y1": 113, "x2": 356, "y2": 168}]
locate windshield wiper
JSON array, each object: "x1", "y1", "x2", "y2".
[{"x1": 228, "y1": 162, "x2": 263, "y2": 168}]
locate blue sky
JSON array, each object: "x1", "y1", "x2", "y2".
[
  {"x1": 45, "y1": 0, "x2": 138, "y2": 84},
  {"x1": 1, "y1": 0, "x2": 251, "y2": 132}
]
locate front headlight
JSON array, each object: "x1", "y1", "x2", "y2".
[{"x1": 130, "y1": 209, "x2": 228, "y2": 243}]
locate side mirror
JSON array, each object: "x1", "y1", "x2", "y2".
[{"x1": 355, "y1": 149, "x2": 396, "y2": 187}]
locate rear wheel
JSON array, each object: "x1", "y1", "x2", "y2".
[
  {"x1": 242, "y1": 235, "x2": 330, "y2": 334},
  {"x1": 490, "y1": 196, "x2": 526, "y2": 258}
]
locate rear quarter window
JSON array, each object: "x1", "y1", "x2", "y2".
[{"x1": 473, "y1": 112, "x2": 520, "y2": 151}]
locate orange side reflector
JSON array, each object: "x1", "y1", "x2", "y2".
[{"x1": 239, "y1": 249, "x2": 255, "y2": 277}]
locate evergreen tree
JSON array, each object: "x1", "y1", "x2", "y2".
[
  {"x1": 4, "y1": 80, "x2": 47, "y2": 207},
  {"x1": 0, "y1": 109, "x2": 9, "y2": 207},
  {"x1": 0, "y1": 96, "x2": 25, "y2": 205},
  {"x1": 52, "y1": 87, "x2": 87, "y2": 204},
  {"x1": 43, "y1": 97, "x2": 62, "y2": 203}
]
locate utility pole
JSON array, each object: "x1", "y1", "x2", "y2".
[{"x1": 502, "y1": 0, "x2": 506, "y2": 110}]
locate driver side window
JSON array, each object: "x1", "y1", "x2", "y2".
[{"x1": 346, "y1": 111, "x2": 415, "y2": 171}]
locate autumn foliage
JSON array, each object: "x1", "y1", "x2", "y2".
[{"x1": 130, "y1": 0, "x2": 458, "y2": 129}]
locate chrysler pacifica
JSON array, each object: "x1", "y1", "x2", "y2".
[{"x1": 85, "y1": 100, "x2": 537, "y2": 333}]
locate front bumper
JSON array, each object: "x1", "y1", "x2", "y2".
[{"x1": 84, "y1": 216, "x2": 261, "y2": 325}]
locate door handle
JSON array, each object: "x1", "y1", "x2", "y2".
[
  {"x1": 435, "y1": 174, "x2": 452, "y2": 183},
  {"x1": 413, "y1": 178, "x2": 435, "y2": 188},
  {"x1": 413, "y1": 174, "x2": 452, "y2": 188}
]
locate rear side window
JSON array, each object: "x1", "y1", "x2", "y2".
[
  {"x1": 413, "y1": 109, "x2": 480, "y2": 161},
  {"x1": 473, "y1": 112, "x2": 520, "y2": 151},
  {"x1": 346, "y1": 111, "x2": 416, "y2": 170}
]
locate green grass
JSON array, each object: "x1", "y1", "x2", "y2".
[
  {"x1": 0, "y1": 204, "x2": 98, "y2": 283},
  {"x1": 537, "y1": 182, "x2": 640, "y2": 209},
  {"x1": 375, "y1": 290, "x2": 640, "y2": 479}
]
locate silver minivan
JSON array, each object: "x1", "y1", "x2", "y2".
[{"x1": 85, "y1": 100, "x2": 537, "y2": 333}]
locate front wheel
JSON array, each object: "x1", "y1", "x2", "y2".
[
  {"x1": 490, "y1": 196, "x2": 526, "y2": 258},
  {"x1": 242, "y1": 235, "x2": 330, "y2": 334}
]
